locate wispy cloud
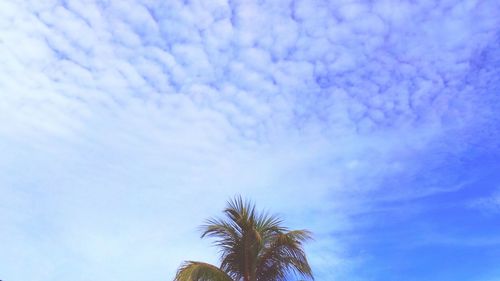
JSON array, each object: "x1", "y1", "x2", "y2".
[{"x1": 469, "y1": 188, "x2": 500, "y2": 214}]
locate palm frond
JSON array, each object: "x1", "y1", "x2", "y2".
[
  {"x1": 174, "y1": 261, "x2": 233, "y2": 281},
  {"x1": 175, "y1": 196, "x2": 315, "y2": 281},
  {"x1": 256, "y1": 230, "x2": 314, "y2": 281}
]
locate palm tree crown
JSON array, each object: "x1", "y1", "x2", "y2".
[{"x1": 174, "y1": 196, "x2": 314, "y2": 281}]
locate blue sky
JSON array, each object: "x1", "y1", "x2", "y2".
[{"x1": 0, "y1": 0, "x2": 499, "y2": 280}]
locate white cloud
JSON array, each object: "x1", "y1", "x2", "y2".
[
  {"x1": 0, "y1": 0, "x2": 499, "y2": 280},
  {"x1": 469, "y1": 189, "x2": 500, "y2": 214}
]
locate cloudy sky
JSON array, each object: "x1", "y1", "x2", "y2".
[{"x1": 1, "y1": 0, "x2": 499, "y2": 280}]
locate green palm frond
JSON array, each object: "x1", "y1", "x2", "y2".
[
  {"x1": 174, "y1": 261, "x2": 233, "y2": 281},
  {"x1": 256, "y1": 230, "x2": 314, "y2": 281},
  {"x1": 174, "y1": 196, "x2": 314, "y2": 281}
]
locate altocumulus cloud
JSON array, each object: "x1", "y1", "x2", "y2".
[{"x1": 0, "y1": 0, "x2": 499, "y2": 281}]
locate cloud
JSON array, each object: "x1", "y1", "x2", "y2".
[
  {"x1": 469, "y1": 188, "x2": 500, "y2": 214},
  {"x1": 0, "y1": 0, "x2": 499, "y2": 280}
]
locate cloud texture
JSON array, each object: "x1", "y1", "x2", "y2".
[{"x1": 0, "y1": 0, "x2": 499, "y2": 280}]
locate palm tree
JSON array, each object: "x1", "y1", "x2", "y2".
[{"x1": 174, "y1": 196, "x2": 314, "y2": 281}]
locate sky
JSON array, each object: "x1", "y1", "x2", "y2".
[{"x1": 0, "y1": 0, "x2": 499, "y2": 280}]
